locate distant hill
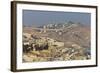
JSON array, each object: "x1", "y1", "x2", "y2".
[
  {"x1": 23, "y1": 22, "x2": 90, "y2": 49},
  {"x1": 45, "y1": 23, "x2": 90, "y2": 49}
]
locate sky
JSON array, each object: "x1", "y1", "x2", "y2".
[{"x1": 23, "y1": 10, "x2": 91, "y2": 27}]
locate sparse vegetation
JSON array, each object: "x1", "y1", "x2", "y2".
[{"x1": 22, "y1": 22, "x2": 91, "y2": 62}]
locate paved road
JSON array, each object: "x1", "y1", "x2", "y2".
[{"x1": 32, "y1": 28, "x2": 63, "y2": 31}]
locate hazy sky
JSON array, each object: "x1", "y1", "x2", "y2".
[{"x1": 23, "y1": 10, "x2": 91, "y2": 27}]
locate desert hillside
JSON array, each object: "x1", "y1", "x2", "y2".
[{"x1": 22, "y1": 23, "x2": 91, "y2": 62}]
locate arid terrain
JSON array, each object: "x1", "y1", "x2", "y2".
[{"x1": 22, "y1": 22, "x2": 91, "y2": 62}]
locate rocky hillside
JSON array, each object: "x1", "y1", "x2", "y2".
[{"x1": 22, "y1": 22, "x2": 91, "y2": 62}]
